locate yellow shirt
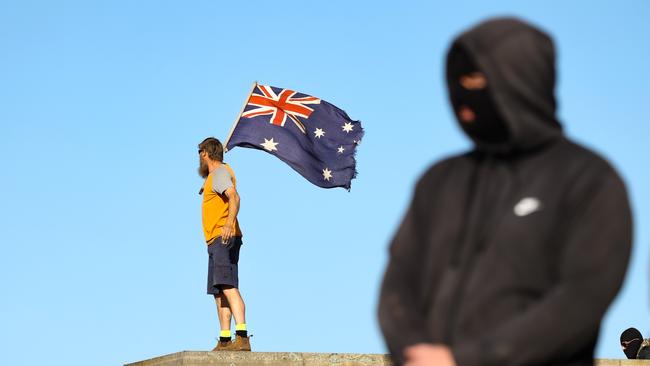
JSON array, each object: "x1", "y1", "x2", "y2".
[{"x1": 201, "y1": 164, "x2": 242, "y2": 244}]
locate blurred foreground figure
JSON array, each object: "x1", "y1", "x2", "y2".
[{"x1": 378, "y1": 18, "x2": 632, "y2": 366}]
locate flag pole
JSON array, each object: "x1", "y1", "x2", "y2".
[{"x1": 224, "y1": 80, "x2": 258, "y2": 152}]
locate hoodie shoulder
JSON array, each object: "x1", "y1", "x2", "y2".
[
  {"x1": 559, "y1": 138, "x2": 622, "y2": 178},
  {"x1": 553, "y1": 138, "x2": 629, "y2": 208}
]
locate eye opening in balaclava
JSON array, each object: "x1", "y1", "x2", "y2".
[{"x1": 447, "y1": 43, "x2": 510, "y2": 145}]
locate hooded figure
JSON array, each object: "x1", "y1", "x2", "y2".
[
  {"x1": 378, "y1": 18, "x2": 632, "y2": 366},
  {"x1": 620, "y1": 328, "x2": 643, "y2": 359}
]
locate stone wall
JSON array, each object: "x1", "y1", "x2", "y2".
[{"x1": 125, "y1": 351, "x2": 650, "y2": 366}]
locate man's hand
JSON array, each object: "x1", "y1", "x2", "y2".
[
  {"x1": 404, "y1": 344, "x2": 457, "y2": 366},
  {"x1": 221, "y1": 222, "x2": 234, "y2": 244}
]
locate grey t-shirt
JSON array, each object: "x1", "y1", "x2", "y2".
[{"x1": 212, "y1": 165, "x2": 234, "y2": 194}]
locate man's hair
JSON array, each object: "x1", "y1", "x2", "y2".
[{"x1": 198, "y1": 137, "x2": 224, "y2": 162}]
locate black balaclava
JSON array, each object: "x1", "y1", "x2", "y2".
[
  {"x1": 621, "y1": 327, "x2": 643, "y2": 359},
  {"x1": 447, "y1": 44, "x2": 509, "y2": 145}
]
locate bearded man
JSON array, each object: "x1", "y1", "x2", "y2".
[{"x1": 198, "y1": 137, "x2": 251, "y2": 352}]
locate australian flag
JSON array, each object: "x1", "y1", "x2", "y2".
[{"x1": 225, "y1": 83, "x2": 363, "y2": 190}]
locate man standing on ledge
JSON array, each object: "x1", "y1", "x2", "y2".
[{"x1": 198, "y1": 137, "x2": 251, "y2": 352}]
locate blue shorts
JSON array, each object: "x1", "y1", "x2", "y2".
[{"x1": 206, "y1": 236, "x2": 243, "y2": 295}]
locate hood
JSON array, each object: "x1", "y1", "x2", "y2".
[{"x1": 446, "y1": 17, "x2": 563, "y2": 154}]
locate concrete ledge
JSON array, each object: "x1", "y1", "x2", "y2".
[
  {"x1": 125, "y1": 352, "x2": 650, "y2": 366},
  {"x1": 125, "y1": 351, "x2": 391, "y2": 366},
  {"x1": 598, "y1": 360, "x2": 650, "y2": 366}
]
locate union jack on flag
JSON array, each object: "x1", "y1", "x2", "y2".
[
  {"x1": 241, "y1": 85, "x2": 320, "y2": 134},
  {"x1": 225, "y1": 83, "x2": 363, "y2": 190}
]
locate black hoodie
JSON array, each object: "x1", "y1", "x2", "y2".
[{"x1": 378, "y1": 18, "x2": 632, "y2": 366}]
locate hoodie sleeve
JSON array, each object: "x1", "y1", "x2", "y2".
[
  {"x1": 378, "y1": 179, "x2": 434, "y2": 365},
  {"x1": 452, "y1": 168, "x2": 633, "y2": 366}
]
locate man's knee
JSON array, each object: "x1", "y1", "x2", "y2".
[
  {"x1": 220, "y1": 285, "x2": 237, "y2": 293},
  {"x1": 221, "y1": 286, "x2": 244, "y2": 301}
]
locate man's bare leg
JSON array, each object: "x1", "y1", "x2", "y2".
[
  {"x1": 221, "y1": 286, "x2": 246, "y2": 325},
  {"x1": 214, "y1": 293, "x2": 232, "y2": 331},
  {"x1": 221, "y1": 286, "x2": 250, "y2": 351}
]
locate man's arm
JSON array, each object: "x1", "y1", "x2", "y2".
[
  {"x1": 378, "y1": 188, "x2": 433, "y2": 365},
  {"x1": 221, "y1": 186, "x2": 240, "y2": 243},
  {"x1": 451, "y1": 172, "x2": 632, "y2": 366},
  {"x1": 211, "y1": 166, "x2": 240, "y2": 243}
]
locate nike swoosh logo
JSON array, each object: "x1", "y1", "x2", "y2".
[{"x1": 514, "y1": 197, "x2": 542, "y2": 217}]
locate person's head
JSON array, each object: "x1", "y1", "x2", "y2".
[
  {"x1": 445, "y1": 17, "x2": 562, "y2": 154},
  {"x1": 197, "y1": 137, "x2": 224, "y2": 178},
  {"x1": 620, "y1": 327, "x2": 643, "y2": 359}
]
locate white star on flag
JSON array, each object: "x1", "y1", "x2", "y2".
[
  {"x1": 260, "y1": 138, "x2": 279, "y2": 152},
  {"x1": 314, "y1": 128, "x2": 325, "y2": 139},
  {"x1": 322, "y1": 168, "x2": 332, "y2": 181},
  {"x1": 337, "y1": 146, "x2": 345, "y2": 154},
  {"x1": 342, "y1": 122, "x2": 354, "y2": 133}
]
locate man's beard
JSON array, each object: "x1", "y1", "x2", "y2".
[{"x1": 198, "y1": 158, "x2": 209, "y2": 178}]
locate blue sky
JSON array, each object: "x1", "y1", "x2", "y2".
[{"x1": 0, "y1": 1, "x2": 648, "y2": 365}]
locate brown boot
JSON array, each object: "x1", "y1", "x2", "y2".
[
  {"x1": 230, "y1": 334, "x2": 252, "y2": 351},
  {"x1": 211, "y1": 339, "x2": 234, "y2": 351}
]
